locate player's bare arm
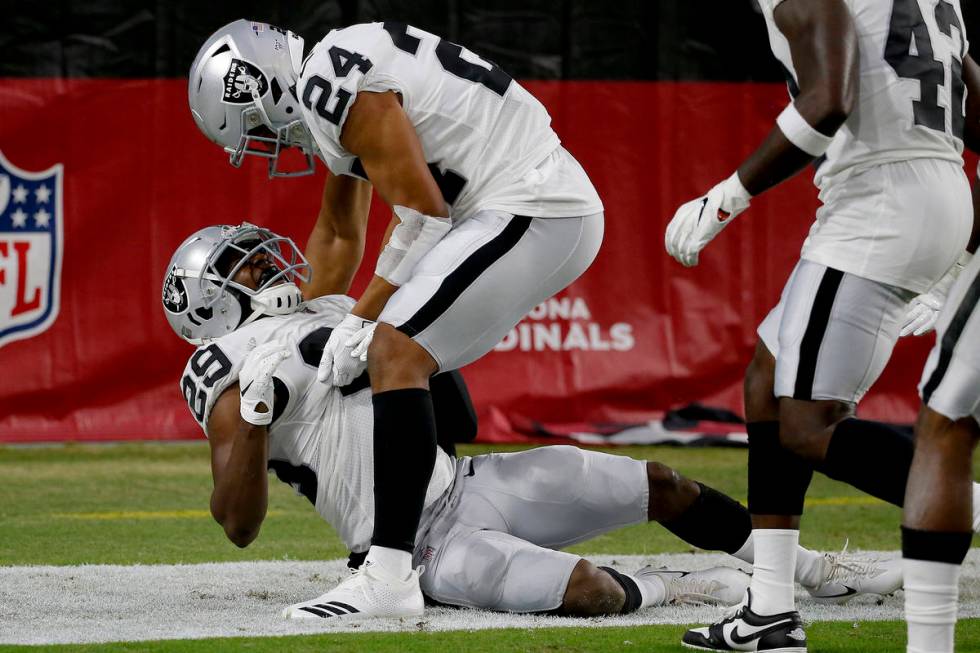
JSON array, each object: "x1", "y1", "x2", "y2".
[
  {"x1": 206, "y1": 386, "x2": 270, "y2": 548},
  {"x1": 339, "y1": 89, "x2": 449, "y2": 321},
  {"x1": 737, "y1": 0, "x2": 859, "y2": 195},
  {"x1": 300, "y1": 173, "x2": 373, "y2": 300},
  {"x1": 314, "y1": 90, "x2": 453, "y2": 386},
  {"x1": 665, "y1": 0, "x2": 858, "y2": 267}
]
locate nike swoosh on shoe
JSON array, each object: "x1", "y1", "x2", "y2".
[{"x1": 728, "y1": 619, "x2": 794, "y2": 645}]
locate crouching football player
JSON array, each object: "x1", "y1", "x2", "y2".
[{"x1": 162, "y1": 221, "x2": 900, "y2": 619}]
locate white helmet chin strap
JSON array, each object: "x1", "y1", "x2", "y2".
[{"x1": 238, "y1": 284, "x2": 304, "y2": 329}]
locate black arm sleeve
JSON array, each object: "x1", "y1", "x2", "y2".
[{"x1": 430, "y1": 370, "x2": 478, "y2": 455}]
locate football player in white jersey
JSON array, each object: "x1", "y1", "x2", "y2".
[
  {"x1": 162, "y1": 221, "x2": 901, "y2": 622},
  {"x1": 665, "y1": 0, "x2": 980, "y2": 651},
  {"x1": 187, "y1": 19, "x2": 605, "y2": 617},
  {"x1": 901, "y1": 164, "x2": 980, "y2": 653}
]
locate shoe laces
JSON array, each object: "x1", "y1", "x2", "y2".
[
  {"x1": 822, "y1": 540, "x2": 885, "y2": 585},
  {"x1": 669, "y1": 576, "x2": 728, "y2": 605},
  {"x1": 717, "y1": 598, "x2": 747, "y2": 621}
]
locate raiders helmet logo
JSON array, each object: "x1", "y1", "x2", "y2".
[
  {"x1": 221, "y1": 58, "x2": 269, "y2": 105},
  {"x1": 163, "y1": 270, "x2": 189, "y2": 314}
]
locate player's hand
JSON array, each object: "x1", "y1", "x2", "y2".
[
  {"x1": 665, "y1": 173, "x2": 751, "y2": 267},
  {"x1": 901, "y1": 293, "x2": 942, "y2": 337},
  {"x1": 318, "y1": 313, "x2": 376, "y2": 386},
  {"x1": 239, "y1": 343, "x2": 292, "y2": 426},
  {"x1": 901, "y1": 251, "x2": 973, "y2": 337}
]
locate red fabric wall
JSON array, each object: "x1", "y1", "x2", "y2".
[{"x1": 0, "y1": 79, "x2": 962, "y2": 442}]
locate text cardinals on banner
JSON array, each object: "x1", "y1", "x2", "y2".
[
  {"x1": 495, "y1": 296, "x2": 635, "y2": 354},
  {"x1": 0, "y1": 79, "x2": 952, "y2": 442}
]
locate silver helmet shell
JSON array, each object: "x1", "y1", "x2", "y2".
[
  {"x1": 188, "y1": 19, "x2": 317, "y2": 177},
  {"x1": 162, "y1": 223, "x2": 311, "y2": 344}
]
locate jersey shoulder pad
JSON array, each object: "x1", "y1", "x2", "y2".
[
  {"x1": 178, "y1": 326, "x2": 266, "y2": 434},
  {"x1": 298, "y1": 24, "x2": 402, "y2": 172}
]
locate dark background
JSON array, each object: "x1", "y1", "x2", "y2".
[{"x1": 11, "y1": 0, "x2": 973, "y2": 81}]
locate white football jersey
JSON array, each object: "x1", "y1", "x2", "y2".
[
  {"x1": 296, "y1": 22, "x2": 603, "y2": 221},
  {"x1": 760, "y1": 0, "x2": 968, "y2": 189},
  {"x1": 178, "y1": 295, "x2": 455, "y2": 553}
]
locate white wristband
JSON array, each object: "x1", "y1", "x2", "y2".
[{"x1": 776, "y1": 103, "x2": 835, "y2": 157}]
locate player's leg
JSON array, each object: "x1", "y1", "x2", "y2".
[
  {"x1": 417, "y1": 451, "x2": 747, "y2": 615},
  {"x1": 773, "y1": 270, "x2": 980, "y2": 515},
  {"x1": 732, "y1": 338, "x2": 854, "y2": 594},
  {"x1": 439, "y1": 446, "x2": 750, "y2": 609},
  {"x1": 419, "y1": 526, "x2": 643, "y2": 615},
  {"x1": 685, "y1": 262, "x2": 913, "y2": 650},
  {"x1": 903, "y1": 261, "x2": 980, "y2": 653},
  {"x1": 362, "y1": 323, "x2": 439, "y2": 581},
  {"x1": 902, "y1": 410, "x2": 978, "y2": 653},
  {"x1": 365, "y1": 210, "x2": 603, "y2": 587},
  {"x1": 735, "y1": 267, "x2": 820, "y2": 628}
]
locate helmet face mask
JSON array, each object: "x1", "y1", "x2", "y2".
[
  {"x1": 229, "y1": 109, "x2": 317, "y2": 178},
  {"x1": 162, "y1": 223, "x2": 311, "y2": 344},
  {"x1": 204, "y1": 223, "x2": 309, "y2": 305},
  {"x1": 189, "y1": 20, "x2": 318, "y2": 178}
]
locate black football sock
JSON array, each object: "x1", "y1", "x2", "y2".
[
  {"x1": 599, "y1": 567, "x2": 644, "y2": 613},
  {"x1": 747, "y1": 421, "x2": 813, "y2": 516},
  {"x1": 817, "y1": 418, "x2": 913, "y2": 507},
  {"x1": 370, "y1": 388, "x2": 437, "y2": 553},
  {"x1": 902, "y1": 526, "x2": 972, "y2": 565},
  {"x1": 661, "y1": 482, "x2": 752, "y2": 554}
]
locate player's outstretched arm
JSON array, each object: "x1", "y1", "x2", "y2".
[
  {"x1": 665, "y1": 0, "x2": 858, "y2": 267},
  {"x1": 314, "y1": 90, "x2": 450, "y2": 386},
  {"x1": 301, "y1": 173, "x2": 374, "y2": 300},
  {"x1": 340, "y1": 90, "x2": 450, "y2": 321}
]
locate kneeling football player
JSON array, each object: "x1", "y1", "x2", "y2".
[{"x1": 163, "y1": 219, "x2": 901, "y2": 619}]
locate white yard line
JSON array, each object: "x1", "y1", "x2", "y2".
[{"x1": 2, "y1": 551, "x2": 978, "y2": 645}]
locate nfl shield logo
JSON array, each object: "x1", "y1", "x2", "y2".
[{"x1": 0, "y1": 150, "x2": 63, "y2": 349}]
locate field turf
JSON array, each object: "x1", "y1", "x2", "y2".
[{"x1": 1, "y1": 441, "x2": 978, "y2": 651}]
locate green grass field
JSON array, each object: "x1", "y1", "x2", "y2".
[{"x1": 2, "y1": 441, "x2": 978, "y2": 651}]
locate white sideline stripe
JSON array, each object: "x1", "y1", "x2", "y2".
[{"x1": 1, "y1": 551, "x2": 978, "y2": 645}]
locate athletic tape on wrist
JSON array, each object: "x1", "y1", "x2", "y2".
[
  {"x1": 776, "y1": 103, "x2": 834, "y2": 157},
  {"x1": 375, "y1": 243, "x2": 407, "y2": 282},
  {"x1": 382, "y1": 205, "x2": 452, "y2": 286}
]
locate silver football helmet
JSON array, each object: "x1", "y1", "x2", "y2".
[
  {"x1": 188, "y1": 19, "x2": 317, "y2": 177},
  {"x1": 162, "y1": 223, "x2": 311, "y2": 344}
]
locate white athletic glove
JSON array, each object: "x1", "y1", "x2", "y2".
[
  {"x1": 665, "y1": 172, "x2": 752, "y2": 267},
  {"x1": 901, "y1": 251, "x2": 973, "y2": 337},
  {"x1": 317, "y1": 313, "x2": 376, "y2": 386},
  {"x1": 239, "y1": 343, "x2": 292, "y2": 426}
]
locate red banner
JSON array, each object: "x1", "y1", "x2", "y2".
[{"x1": 0, "y1": 79, "x2": 963, "y2": 442}]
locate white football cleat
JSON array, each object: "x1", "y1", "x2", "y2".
[
  {"x1": 636, "y1": 566, "x2": 751, "y2": 606},
  {"x1": 282, "y1": 561, "x2": 424, "y2": 621},
  {"x1": 805, "y1": 545, "x2": 902, "y2": 605}
]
